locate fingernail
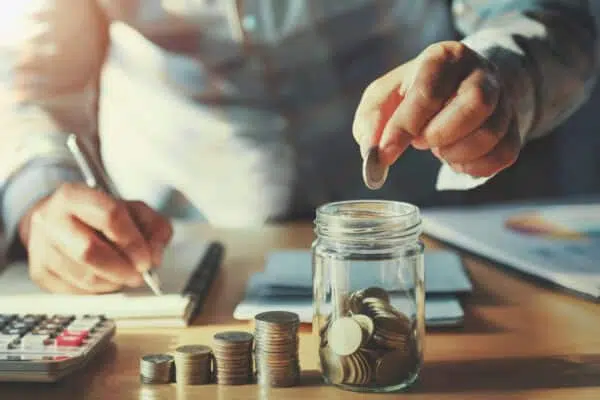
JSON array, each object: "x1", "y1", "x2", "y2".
[{"x1": 431, "y1": 147, "x2": 441, "y2": 158}]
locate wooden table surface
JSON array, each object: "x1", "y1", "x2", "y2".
[{"x1": 1, "y1": 222, "x2": 599, "y2": 400}]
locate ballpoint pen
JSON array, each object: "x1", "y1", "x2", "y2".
[{"x1": 66, "y1": 134, "x2": 163, "y2": 296}]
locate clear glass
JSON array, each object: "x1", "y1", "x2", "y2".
[{"x1": 312, "y1": 200, "x2": 425, "y2": 393}]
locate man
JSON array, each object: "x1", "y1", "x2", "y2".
[{"x1": 0, "y1": 1, "x2": 596, "y2": 293}]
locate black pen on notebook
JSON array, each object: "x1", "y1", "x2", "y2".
[{"x1": 65, "y1": 134, "x2": 163, "y2": 296}]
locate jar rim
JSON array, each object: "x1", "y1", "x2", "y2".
[
  {"x1": 315, "y1": 200, "x2": 422, "y2": 241},
  {"x1": 316, "y1": 200, "x2": 419, "y2": 220}
]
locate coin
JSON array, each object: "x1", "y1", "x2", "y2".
[
  {"x1": 327, "y1": 317, "x2": 364, "y2": 356},
  {"x1": 174, "y1": 344, "x2": 212, "y2": 385},
  {"x1": 213, "y1": 331, "x2": 254, "y2": 385},
  {"x1": 140, "y1": 354, "x2": 174, "y2": 384},
  {"x1": 319, "y1": 287, "x2": 420, "y2": 389},
  {"x1": 351, "y1": 314, "x2": 374, "y2": 341},
  {"x1": 358, "y1": 287, "x2": 390, "y2": 303},
  {"x1": 362, "y1": 146, "x2": 388, "y2": 190},
  {"x1": 254, "y1": 311, "x2": 300, "y2": 387},
  {"x1": 375, "y1": 349, "x2": 412, "y2": 385}
]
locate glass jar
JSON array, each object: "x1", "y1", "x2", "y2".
[{"x1": 312, "y1": 200, "x2": 425, "y2": 393}]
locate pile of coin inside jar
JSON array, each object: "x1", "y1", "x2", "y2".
[
  {"x1": 318, "y1": 286, "x2": 419, "y2": 389},
  {"x1": 139, "y1": 312, "x2": 302, "y2": 387}
]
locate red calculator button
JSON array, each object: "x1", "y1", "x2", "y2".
[
  {"x1": 63, "y1": 330, "x2": 89, "y2": 338},
  {"x1": 56, "y1": 335, "x2": 83, "y2": 347}
]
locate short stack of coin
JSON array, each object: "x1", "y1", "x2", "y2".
[
  {"x1": 173, "y1": 345, "x2": 213, "y2": 385},
  {"x1": 140, "y1": 354, "x2": 174, "y2": 384},
  {"x1": 319, "y1": 286, "x2": 418, "y2": 388},
  {"x1": 212, "y1": 331, "x2": 254, "y2": 385},
  {"x1": 254, "y1": 311, "x2": 301, "y2": 387}
]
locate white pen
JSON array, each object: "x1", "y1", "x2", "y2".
[{"x1": 66, "y1": 134, "x2": 163, "y2": 296}]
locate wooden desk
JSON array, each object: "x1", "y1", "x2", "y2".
[{"x1": 2, "y1": 223, "x2": 600, "y2": 400}]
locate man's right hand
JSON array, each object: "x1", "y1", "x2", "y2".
[{"x1": 18, "y1": 183, "x2": 173, "y2": 294}]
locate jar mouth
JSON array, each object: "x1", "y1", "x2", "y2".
[{"x1": 315, "y1": 200, "x2": 422, "y2": 242}]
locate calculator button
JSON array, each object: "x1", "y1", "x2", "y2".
[
  {"x1": 51, "y1": 315, "x2": 75, "y2": 321},
  {"x1": 2, "y1": 327, "x2": 28, "y2": 336},
  {"x1": 31, "y1": 328, "x2": 54, "y2": 336},
  {"x1": 63, "y1": 329, "x2": 89, "y2": 338},
  {"x1": 21, "y1": 335, "x2": 47, "y2": 350},
  {"x1": 23, "y1": 314, "x2": 45, "y2": 323},
  {"x1": 10, "y1": 321, "x2": 35, "y2": 330},
  {"x1": 56, "y1": 335, "x2": 83, "y2": 347}
]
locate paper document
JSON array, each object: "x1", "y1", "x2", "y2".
[
  {"x1": 233, "y1": 249, "x2": 471, "y2": 327},
  {"x1": 422, "y1": 200, "x2": 600, "y2": 298}
]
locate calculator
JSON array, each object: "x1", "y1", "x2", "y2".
[{"x1": 0, "y1": 314, "x2": 116, "y2": 382}]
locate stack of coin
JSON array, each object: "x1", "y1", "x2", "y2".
[
  {"x1": 254, "y1": 311, "x2": 301, "y2": 387},
  {"x1": 140, "y1": 354, "x2": 174, "y2": 384},
  {"x1": 212, "y1": 331, "x2": 254, "y2": 385},
  {"x1": 173, "y1": 345, "x2": 213, "y2": 385},
  {"x1": 319, "y1": 286, "x2": 418, "y2": 388}
]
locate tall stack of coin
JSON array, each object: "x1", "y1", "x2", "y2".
[
  {"x1": 319, "y1": 286, "x2": 419, "y2": 388},
  {"x1": 173, "y1": 345, "x2": 213, "y2": 385},
  {"x1": 140, "y1": 354, "x2": 174, "y2": 384},
  {"x1": 212, "y1": 331, "x2": 254, "y2": 385},
  {"x1": 254, "y1": 311, "x2": 301, "y2": 387}
]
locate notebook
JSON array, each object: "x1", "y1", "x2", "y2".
[
  {"x1": 233, "y1": 249, "x2": 471, "y2": 327},
  {"x1": 421, "y1": 200, "x2": 600, "y2": 299},
  {"x1": 0, "y1": 236, "x2": 224, "y2": 327}
]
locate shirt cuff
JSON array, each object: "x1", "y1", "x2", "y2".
[{"x1": 1, "y1": 160, "x2": 84, "y2": 262}]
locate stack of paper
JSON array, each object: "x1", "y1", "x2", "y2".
[{"x1": 234, "y1": 249, "x2": 472, "y2": 327}]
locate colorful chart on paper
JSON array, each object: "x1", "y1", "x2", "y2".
[{"x1": 504, "y1": 204, "x2": 600, "y2": 240}]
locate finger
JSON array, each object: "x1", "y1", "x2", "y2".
[
  {"x1": 127, "y1": 201, "x2": 173, "y2": 266},
  {"x1": 352, "y1": 61, "x2": 413, "y2": 153},
  {"x1": 44, "y1": 242, "x2": 122, "y2": 293},
  {"x1": 422, "y1": 68, "x2": 500, "y2": 148},
  {"x1": 48, "y1": 213, "x2": 144, "y2": 287},
  {"x1": 55, "y1": 183, "x2": 152, "y2": 272},
  {"x1": 30, "y1": 266, "x2": 90, "y2": 295},
  {"x1": 435, "y1": 94, "x2": 510, "y2": 163},
  {"x1": 372, "y1": 91, "x2": 413, "y2": 165},
  {"x1": 455, "y1": 119, "x2": 521, "y2": 177},
  {"x1": 380, "y1": 42, "x2": 477, "y2": 148}
]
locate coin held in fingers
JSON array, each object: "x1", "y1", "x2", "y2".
[{"x1": 362, "y1": 146, "x2": 388, "y2": 190}]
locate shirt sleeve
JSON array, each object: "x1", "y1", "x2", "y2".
[
  {"x1": 452, "y1": 0, "x2": 598, "y2": 142},
  {"x1": 0, "y1": 0, "x2": 108, "y2": 260}
]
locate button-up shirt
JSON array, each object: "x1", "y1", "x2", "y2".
[{"x1": 0, "y1": 1, "x2": 597, "y2": 252}]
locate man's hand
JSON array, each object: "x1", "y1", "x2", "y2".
[
  {"x1": 353, "y1": 41, "x2": 521, "y2": 177},
  {"x1": 18, "y1": 183, "x2": 173, "y2": 294}
]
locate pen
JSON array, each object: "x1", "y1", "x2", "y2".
[{"x1": 65, "y1": 134, "x2": 163, "y2": 296}]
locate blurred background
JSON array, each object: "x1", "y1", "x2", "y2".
[{"x1": 1, "y1": 1, "x2": 599, "y2": 222}]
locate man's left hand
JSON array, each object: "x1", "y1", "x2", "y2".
[{"x1": 352, "y1": 41, "x2": 521, "y2": 177}]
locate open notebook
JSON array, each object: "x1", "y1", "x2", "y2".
[
  {"x1": 0, "y1": 238, "x2": 223, "y2": 327},
  {"x1": 234, "y1": 249, "x2": 472, "y2": 327}
]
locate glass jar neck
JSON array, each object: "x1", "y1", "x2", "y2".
[{"x1": 314, "y1": 200, "x2": 422, "y2": 249}]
